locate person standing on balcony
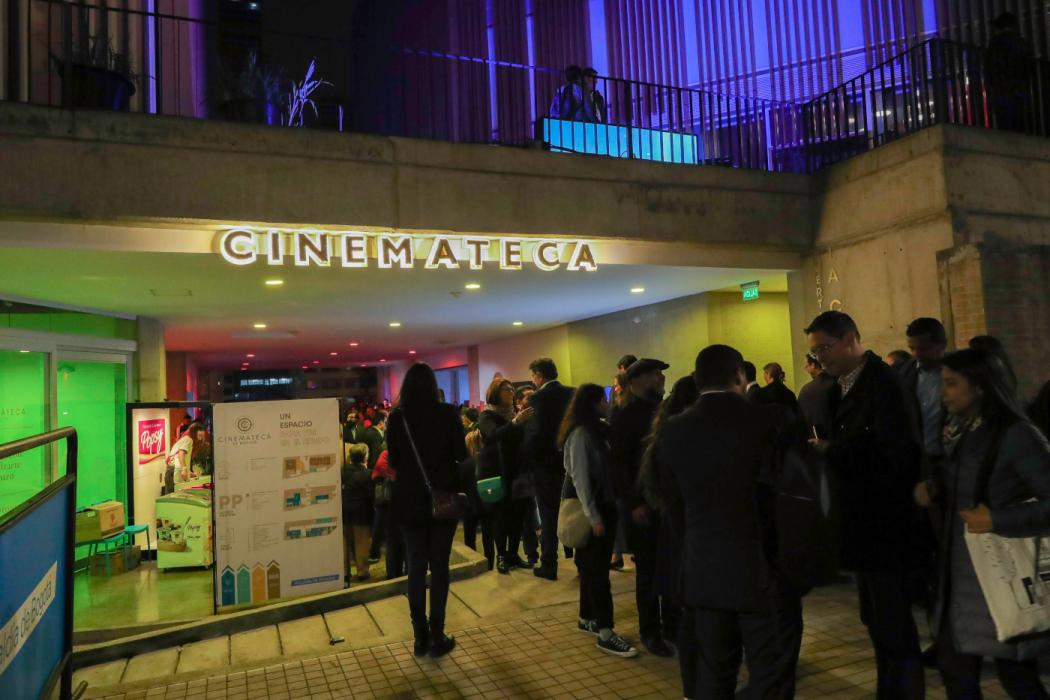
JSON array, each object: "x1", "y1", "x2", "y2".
[
  {"x1": 987, "y1": 12, "x2": 1031, "y2": 133},
  {"x1": 582, "y1": 68, "x2": 607, "y2": 123},
  {"x1": 549, "y1": 65, "x2": 584, "y2": 120}
]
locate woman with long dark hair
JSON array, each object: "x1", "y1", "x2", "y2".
[
  {"x1": 915, "y1": 348, "x2": 1050, "y2": 698},
  {"x1": 479, "y1": 377, "x2": 535, "y2": 574},
  {"x1": 386, "y1": 363, "x2": 466, "y2": 658},
  {"x1": 639, "y1": 375, "x2": 699, "y2": 695},
  {"x1": 559, "y1": 383, "x2": 637, "y2": 658}
]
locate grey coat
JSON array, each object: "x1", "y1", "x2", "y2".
[{"x1": 932, "y1": 419, "x2": 1050, "y2": 660}]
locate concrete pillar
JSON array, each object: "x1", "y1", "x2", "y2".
[{"x1": 136, "y1": 317, "x2": 167, "y2": 402}]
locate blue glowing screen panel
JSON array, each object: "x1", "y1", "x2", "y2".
[{"x1": 543, "y1": 118, "x2": 699, "y2": 164}]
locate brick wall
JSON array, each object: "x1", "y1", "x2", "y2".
[{"x1": 939, "y1": 242, "x2": 1050, "y2": 402}]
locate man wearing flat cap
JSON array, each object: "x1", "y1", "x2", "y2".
[{"x1": 610, "y1": 358, "x2": 678, "y2": 657}]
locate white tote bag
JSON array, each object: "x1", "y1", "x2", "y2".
[{"x1": 965, "y1": 531, "x2": 1050, "y2": 642}]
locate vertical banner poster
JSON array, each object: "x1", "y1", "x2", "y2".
[
  {"x1": 130, "y1": 407, "x2": 170, "y2": 551},
  {"x1": 213, "y1": 398, "x2": 343, "y2": 609}
]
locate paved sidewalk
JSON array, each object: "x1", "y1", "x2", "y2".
[{"x1": 79, "y1": 559, "x2": 1042, "y2": 699}]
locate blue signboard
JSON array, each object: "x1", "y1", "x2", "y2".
[
  {"x1": 0, "y1": 477, "x2": 74, "y2": 700},
  {"x1": 544, "y1": 117, "x2": 700, "y2": 164}
]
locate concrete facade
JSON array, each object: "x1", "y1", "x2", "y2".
[{"x1": 0, "y1": 102, "x2": 1047, "y2": 399}]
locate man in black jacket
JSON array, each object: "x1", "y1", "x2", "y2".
[
  {"x1": 656, "y1": 344, "x2": 801, "y2": 697},
  {"x1": 523, "y1": 358, "x2": 575, "y2": 580},
  {"x1": 610, "y1": 358, "x2": 676, "y2": 657},
  {"x1": 360, "y1": 412, "x2": 387, "y2": 470},
  {"x1": 806, "y1": 311, "x2": 924, "y2": 699}
]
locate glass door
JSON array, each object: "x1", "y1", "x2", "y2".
[
  {"x1": 0, "y1": 349, "x2": 50, "y2": 517},
  {"x1": 55, "y1": 354, "x2": 130, "y2": 520}
]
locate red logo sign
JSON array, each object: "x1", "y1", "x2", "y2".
[{"x1": 138, "y1": 419, "x2": 166, "y2": 463}]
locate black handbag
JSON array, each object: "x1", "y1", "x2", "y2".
[{"x1": 401, "y1": 412, "x2": 468, "y2": 522}]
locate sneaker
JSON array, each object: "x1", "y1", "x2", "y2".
[
  {"x1": 576, "y1": 619, "x2": 599, "y2": 636},
  {"x1": 368, "y1": 556, "x2": 381, "y2": 564},
  {"x1": 496, "y1": 556, "x2": 510, "y2": 575},
  {"x1": 643, "y1": 636, "x2": 674, "y2": 657},
  {"x1": 597, "y1": 634, "x2": 638, "y2": 658},
  {"x1": 609, "y1": 556, "x2": 625, "y2": 571}
]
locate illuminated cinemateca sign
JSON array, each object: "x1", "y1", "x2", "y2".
[{"x1": 217, "y1": 229, "x2": 598, "y2": 272}]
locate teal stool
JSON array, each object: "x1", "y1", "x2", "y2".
[{"x1": 124, "y1": 523, "x2": 151, "y2": 562}]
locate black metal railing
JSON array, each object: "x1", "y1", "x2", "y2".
[
  {"x1": 4, "y1": 0, "x2": 799, "y2": 172},
  {"x1": 802, "y1": 37, "x2": 1050, "y2": 170},
  {"x1": 5, "y1": 2, "x2": 1050, "y2": 176}
]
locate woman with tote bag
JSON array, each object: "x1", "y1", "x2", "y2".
[
  {"x1": 386, "y1": 363, "x2": 467, "y2": 659},
  {"x1": 915, "y1": 348, "x2": 1050, "y2": 698},
  {"x1": 559, "y1": 383, "x2": 637, "y2": 658}
]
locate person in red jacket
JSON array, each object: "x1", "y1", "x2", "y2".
[{"x1": 370, "y1": 449, "x2": 404, "y2": 578}]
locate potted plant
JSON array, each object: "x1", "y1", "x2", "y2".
[
  {"x1": 284, "y1": 59, "x2": 331, "y2": 127},
  {"x1": 52, "y1": 35, "x2": 138, "y2": 111},
  {"x1": 217, "y1": 50, "x2": 283, "y2": 125}
]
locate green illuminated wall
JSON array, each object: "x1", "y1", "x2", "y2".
[
  {"x1": 0, "y1": 350, "x2": 48, "y2": 517},
  {"x1": 0, "y1": 309, "x2": 136, "y2": 340},
  {"x1": 56, "y1": 361, "x2": 128, "y2": 507}
]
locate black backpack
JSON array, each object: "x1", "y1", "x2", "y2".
[{"x1": 775, "y1": 445, "x2": 840, "y2": 592}]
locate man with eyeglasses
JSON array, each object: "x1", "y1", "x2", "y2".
[{"x1": 806, "y1": 311, "x2": 925, "y2": 700}]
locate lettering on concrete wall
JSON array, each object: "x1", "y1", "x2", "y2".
[
  {"x1": 217, "y1": 229, "x2": 598, "y2": 272},
  {"x1": 815, "y1": 266, "x2": 843, "y2": 312}
]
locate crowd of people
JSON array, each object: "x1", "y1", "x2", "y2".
[{"x1": 337, "y1": 310, "x2": 1050, "y2": 698}]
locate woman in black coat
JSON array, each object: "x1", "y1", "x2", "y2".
[
  {"x1": 385, "y1": 363, "x2": 466, "y2": 659},
  {"x1": 479, "y1": 378, "x2": 534, "y2": 574},
  {"x1": 916, "y1": 348, "x2": 1050, "y2": 698}
]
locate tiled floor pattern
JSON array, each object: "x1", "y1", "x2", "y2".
[{"x1": 89, "y1": 584, "x2": 1043, "y2": 699}]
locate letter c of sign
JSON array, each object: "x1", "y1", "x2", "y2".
[
  {"x1": 534, "y1": 241, "x2": 560, "y2": 271},
  {"x1": 220, "y1": 230, "x2": 257, "y2": 265}
]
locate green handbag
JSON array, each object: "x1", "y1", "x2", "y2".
[{"x1": 476, "y1": 476, "x2": 504, "y2": 504}]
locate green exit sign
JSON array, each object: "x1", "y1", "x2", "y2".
[{"x1": 741, "y1": 281, "x2": 760, "y2": 301}]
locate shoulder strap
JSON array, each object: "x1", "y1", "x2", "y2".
[
  {"x1": 973, "y1": 423, "x2": 1007, "y2": 505},
  {"x1": 400, "y1": 412, "x2": 433, "y2": 494}
]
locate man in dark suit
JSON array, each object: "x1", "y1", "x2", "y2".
[
  {"x1": 656, "y1": 344, "x2": 802, "y2": 697},
  {"x1": 523, "y1": 357, "x2": 575, "y2": 580},
  {"x1": 797, "y1": 353, "x2": 836, "y2": 437},
  {"x1": 360, "y1": 411, "x2": 387, "y2": 470},
  {"x1": 757, "y1": 362, "x2": 799, "y2": 413},
  {"x1": 743, "y1": 361, "x2": 762, "y2": 400},
  {"x1": 806, "y1": 311, "x2": 924, "y2": 699}
]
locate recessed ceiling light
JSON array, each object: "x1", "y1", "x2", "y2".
[
  {"x1": 464, "y1": 283, "x2": 481, "y2": 290},
  {"x1": 380, "y1": 359, "x2": 387, "y2": 363},
  {"x1": 349, "y1": 342, "x2": 359, "y2": 347},
  {"x1": 512, "y1": 321, "x2": 523, "y2": 326},
  {"x1": 253, "y1": 322, "x2": 267, "y2": 329},
  {"x1": 330, "y1": 352, "x2": 338, "y2": 356},
  {"x1": 18, "y1": 349, "x2": 31, "y2": 353},
  {"x1": 630, "y1": 287, "x2": 645, "y2": 294},
  {"x1": 246, "y1": 353, "x2": 255, "y2": 358},
  {"x1": 389, "y1": 322, "x2": 401, "y2": 328},
  {"x1": 312, "y1": 360, "x2": 320, "y2": 364},
  {"x1": 301, "y1": 365, "x2": 308, "y2": 369},
  {"x1": 264, "y1": 279, "x2": 284, "y2": 286},
  {"x1": 408, "y1": 350, "x2": 417, "y2": 355}
]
